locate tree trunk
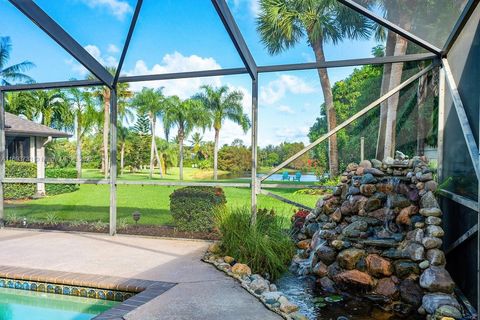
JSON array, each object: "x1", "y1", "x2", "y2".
[
  {"x1": 416, "y1": 63, "x2": 429, "y2": 156},
  {"x1": 120, "y1": 142, "x2": 125, "y2": 175},
  {"x1": 312, "y1": 39, "x2": 338, "y2": 176},
  {"x1": 153, "y1": 140, "x2": 163, "y2": 178},
  {"x1": 75, "y1": 116, "x2": 82, "y2": 178},
  {"x1": 179, "y1": 129, "x2": 184, "y2": 181},
  {"x1": 103, "y1": 89, "x2": 110, "y2": 178},
  {"x1": 383, "y1": 35, "x2": 409, "y2": 158},
  {"x1": 376, "y1": 30, "x2": 397, "y2": 160},
  {"x1": 149, "y1": 114, "x2": 155, "y2": 179},
  {"x1": 213, "y1": 128, "x2": 220, "y2": 180}
]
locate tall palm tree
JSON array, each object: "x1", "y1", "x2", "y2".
[
  {"x1": 118, "y1": 124, "x2": 131, "y2": 175},
  {"x1": 131, "y1": 87, "x2": 166, "y2": 179},
  {"x1": 0, "y1": 36, "x2": 35, "y2": 86},
  {"x1": 195, "y1": 85, "x2": 250, "y2": 180},
  {"x1": 257, "y1": 0, "x2": 371, "y2": 176},
  {"x1": 163, "y1": 96, "x2": 211, "y2": 180},
  {"x1": 66, "y1": 87, "x2": 99, "y2": 178},
  {"x1": 89, "y1": 67, "x2": 132, "y2": 178}
]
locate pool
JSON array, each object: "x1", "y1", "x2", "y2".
[{"x1": 0, "y1": 287, "x2": 119, "y2": 320}]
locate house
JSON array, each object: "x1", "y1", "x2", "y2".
[{"x1": 5, "y1": 112, "x2": 71, "y2": 196}]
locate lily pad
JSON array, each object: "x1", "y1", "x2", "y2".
[{"x1": 325, "y1": 295, "x2": 343, "y2": 303}]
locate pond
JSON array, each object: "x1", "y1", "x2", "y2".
[
  {"x1": 231, "y1": 173, "x2": 320, "y2": 182},
  {"x1": 276, "y1": 274, "x2": 424, "y2": 320}
]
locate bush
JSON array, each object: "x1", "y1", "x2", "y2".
[
  {"x1": 170, "y1": 186, "x2": 226, "y2": 232},
  {"x1": 5, "y1": 161, "x2": 36, "y2": 199},
  {"x1": 46, "y1": 168, "x2": 79, "y2": 195},
  {"x1": 215, "y1": 207, "x2": 295, "y2": 280}
]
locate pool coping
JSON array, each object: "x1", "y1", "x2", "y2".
[{"x1": 0, "y1": 265, "x2": 177, "y2": 320}]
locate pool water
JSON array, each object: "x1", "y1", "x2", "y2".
[{"x1": 0, "y1": 287, "x2": 119, "y2": 320}]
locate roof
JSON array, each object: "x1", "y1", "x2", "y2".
[{"x1": 5, "y1": 112, "x2": 71, "y2": 138}]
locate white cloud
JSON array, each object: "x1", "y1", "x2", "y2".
[
  {"x1": 107, "y1": 44, "x2": 120, "y2": 54},
  {"x1": 67, "y1": 45, "x2": 118, "y2": 75},
  {"x1": 260, "y1": 75, "x2": 316, "y2": 105},
  {"x1": 274, "y1": 126, "x2": 310, "y2": 143},
  {"x1": 80, "y1": 0, "x2": 132, "y2": 20},
  {"x1": 228, "y1": 0, "x2": 260, "y2": 16},
  {"x1": 277, "y1": 105, "x2": 295, "y2": 114}
]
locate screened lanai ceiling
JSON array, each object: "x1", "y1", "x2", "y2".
[{"x1": 0, "y1": 0, "x2": 474, "y2": 89}]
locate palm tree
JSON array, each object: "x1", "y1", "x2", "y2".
[
  {"x1": 163, "y1": 96, "x2": 211, "y2": 180},
  {"x1": 257, "y1": 0, "x2": 371, "y2": 176},
  {"x1": 66, "y1": 87, "x2": 99, "y2": 178},
  {"x1": 0, "y1": 36, "x2": 35, "y2": 86},
  {"x1": 131, "y1": 87, "x2": 166, "y2": 179},
  {"x1": 118, "y1": 124, "x2": 131, "y2": 175},
  {"x1": 195, "y1": 85, "x2": 250, "y2": 180},
  {"x1": 89, "y1": 67, "x2": 132, "y2": 178}
]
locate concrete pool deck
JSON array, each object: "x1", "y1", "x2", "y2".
[{"x1": 0, "y1": 229, "x2": 282, "y2": 320}]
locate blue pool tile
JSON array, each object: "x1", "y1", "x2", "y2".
[
  {"x1": 30, "y1": 283, "x2": 37, "y2": 291},
  {"x1": 0, "y1": 279, "x2": 5, "y2": 288},
  {"x1": 63, "y1": 287, "x2": 71, "y2": 295},
  {"x1": 97, "y1": 290, "x2": 106, "y2": 300},
  {"x1": 22, "y1": 282, "x2": 30, "y2": 290}
]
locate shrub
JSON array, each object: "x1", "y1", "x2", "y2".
[
  {"x1": 215, "y1": 207, "x2": 295, "y2": 280},
  {"x1": 170, "y1": 186, "x2": 226, "y2": 232},
  {"x1": 5, "y1": 161, "x2": 36, "y2": 199},
  {"x1": 46, "y1": 168, "x2": 79, "y2": 195}
]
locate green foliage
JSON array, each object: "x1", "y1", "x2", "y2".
[
  {"x1": 259, "y1": 142, "x2": 310, "y2": 170},
  {"x1": 215, "y1": 207, "x2": 295, "y2": 280},
  {"x1": 45, "y1": 168, "x2": 79, "y2": 195},
  {"x1": 218, "y1": 144, "x2": 251, "y2": 173},
  {"x1": 46, "y1": 140, "x2": 75, "y2": 168},
  {"x1": 5, "y1": 161, "x2": 36, "y2": 199},
  {"x1": 170, "y1": 186, "x2": 226, "y2": 232},
  {"x1": 133, "y1": 113, "x2": 151, "y2": 135}
]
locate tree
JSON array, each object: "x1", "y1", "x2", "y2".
[
  {"x1": 118, "y1": 124, "x2": 130, "y2": 175},
  {"x1": 66, "y1": 87, "x2": 99, "y2": 178},
  {"x1": 257, "y1": 0, "x2": 371, "y2": 176},
  {"x1": 133, "y1": 112, "x2": 150, "y2": 135},
  {"x1": 163, "y1": 96, "x2": 211, "y2": 180},
  {"x1": 131, "y1": 87, "x2": 166, "y2": 179},
  {"x1": 0, "y1": 36, "x2": 34, "y2": 86},
  {"x1": 195, "y1": 85, "x2": 250, "y2": 180}
]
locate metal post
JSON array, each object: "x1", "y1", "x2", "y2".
[
  {"x1": 250, "y1": 77, "x2": 258, "y2": 225},
  {"x1": 109, "y1": 88, "x2": 117, "y2": 236},
  {"x1": 477, "y1": 98, "x2": 480, "y2": 313},
  {"x1": 437, "y1": 68, "x2": 446, "y2": 183},
  {"x1": 360, "y1": 137, "x2": 365, "y2": 161},
  {"x1": 0, "y1": 91, "x2": 5, "y2": 227}
]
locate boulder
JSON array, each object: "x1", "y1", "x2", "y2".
[
  {"x1": 337, "y1": 248, "x2": 365, "y2": 270},
  {"x1": 278, "y1": 296, "x2": 299, "y2": 314},
  {"x1": 426, "y1": 225, "x2": 444, "y2": 238},
  {"x1": 422, "y1": 293, "x2": 461, "y2": 314},
  {"x1": 367, "y1": 208, "x2": 387, "y2": 220},
  {"x1": 426, "y1": 249, "x2": 446, "y2": 266},
  {"x1": 424, "y1": 180, "x2": 438, "y2": 192},
  {"x1": 366, "y1": 254, "x2": 393, "y2": 277},
  {"x1": 420, "y1": 191, "x2": 440, "y2": 209},
  {"x1": 296, "y1": 239, "x2": 311, "y2": 250},
  {"x1": 330, "y1": 209, "x2": 342, "y2": 223},
  {"x1": 360, "y1": 173, "x2": 377, "y2": 184},
  {"x1": 425, "y1": 216, "x2": 442, "y2": 225},
  {"x1": 360, "y1": 184, "x2": 376, "y2": 196},
  {"x1": 420, "y1": 207, "x2": 442, "y2": 217},
  {"x1": 420, "y1": 266, "x2": 455, "y2": 293},
  {"x1": 334, "y1": 270, "x2": 374, "y2": 289},
  {"x1": 231, "y1": 263, "x2": 251, "y2": 277},
  {"x1": 312, "y1": 261, "x2": 328, "y2": 277},
  {"x1": 318, "y1": 276, "x2": 336, "y2": 293},
  {"x1": 396, "y1": 205, "x2": 418, "y2": 226},
  {"x1": 374, "y1": 277, "x2": 398, "y2": 298},
  {"x1": 359, "y1": 160, "x2": 372, "y2": 169},
  {"x1": 422, "y1": 237, "x2": 442, "y2": 249},
  {"x1": 394, "y1": 260, "x2": 420, "y2": 279},
  {"x1": 404, "y1": 242, "x2": 425, "y2": 261},
  {"x1": 315, "y1": 245, "x2": 337, "y2": 265},
  {"x1": 389, "y1": 194, "x2": 411, "y2": 209},
  {"x1": 342, "y1": 220, "x2": 368, "y2": 238},
  {"x1": 434, "y1": 305, "x2": 463, "y2": 319},
  {"x1": 365, "y1": 197, "x2": 383, "y2": 212},
  {"x1": 399, "y1": 279, "x2": 423, "y2": 307},
  {"x1": 249, "y1": 277, "x2": 269, "y2": 294},
  {"x1": 262, "y1": 291, "x2": 281, "y2": 304},
  {"x1": 364, "y1": 167, "x2": 385, "y2": 176}
]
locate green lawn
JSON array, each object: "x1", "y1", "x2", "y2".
[{"x1": 5, "y1": 168, "x2": 321, "y2": 226}]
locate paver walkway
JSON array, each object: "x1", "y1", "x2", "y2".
[{"x1": 0, "y1": 229, "x2": 282, "y2": 320}]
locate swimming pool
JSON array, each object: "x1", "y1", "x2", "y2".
[{"x1": 0, "y1": 287, "x2": 119, "y2": 320}]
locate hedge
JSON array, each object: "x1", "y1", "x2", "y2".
[
  {"x1": 4, "y1": 161, "x2": 79, "y2": 199},
  {"x1": 45, "y1": 168, "x2": 79, "y2": 195},
  {"x1": 170, "y1": 186, "x2": 226, "y2": 232},
  {"x1": 5, "y1": 161, "x2": 36, "y2": 199}
]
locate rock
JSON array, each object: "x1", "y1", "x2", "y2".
[
  {"x1": 427, "y1": 249, "x2": 446, "y2": 266},
  {"x1": 342, "y1": 220, "x2": 368, "y2": 238},
  {"x1": 364, "y1": 167, "x2": 385, "y2": 176},
  {"x1": 407, "y1": 228, "x2": 424, "y2": 243},
  {"x1": 346, "y1": 163, "x2": 359, "y2": 172},
  {"x1": 382, "y1": 248, "x2": 409, "y2": 259},
  {"x1": 375, "y1": 277, "x2": 398, "y2": 297},
  {"x1": 400, "y1": 279, "x2": 423, "y2": 307},
  {"x1": 359, "y1": 160, "x2": 372, "y2": 169},
  {"x1": 331, "y1": 240, "x2": 344, "y2": 250},
  {"x1": 404, "y1": 242, "x2": 425, "y2": 261},
  {"x1": 278, "y1": 296, "x2": 299, "y2": 313},
  {"x1": 365, "y1": 197, "x2": 382, "y2": 212},
  {"x1": 360, "y1": 184, "x2": 376, "y2": 196},
  {"x1": 305, "y1": 223, "x2": 320, "y2": 237},
  {"x1": 416, "y1": 172, "x2": 433, "y2": 182},
  {"x1": 334, "y1": 270, "x2": 374, "y2": 288},
  {"x1": 426, "y1": 225, "x2": 444, "y2": 237},
  {"x1": 383, "y1": 157, "x2": 395, "y2": 165},
  {"x1": 323, "y1": 222, "x2": 336, "y2": 230},
  {"x1": 262, "y1": 291, "x2": 281, "y2": 304},
  {"x1": 331, "y1": 209, "x2": 342, "y2": 223},
  {"x1": 435, "y1": 305, "x2": 462, "y2": 319},
  {"x1": 327, "y1": 262, "x2": 343, "y2": 278},
  {"x1": 319, "y1": 229, "x2": 337, "y2": 240},
  {"x1": 419, "y1": 260, "x2": 430, "y2": 269},
  {"x1": 396, "y1": 205, "x2": 418, "y2": 226},
  {"x1": 350, "y1": 195, "x2": 368, "y2": 213},
  {"x1": 420, "y1": 191, "x2": 440, "y2": 209},
  {"x1": 297, "y1": 240, "x2": 311, "y2": 250},
  {"x1": 424, "y1": 180, "x2": 438, "y2": 192},
  {"x1": 394, "y1": 260, "x2": 420, "y2": 279},
  {"x1": 362, "y1": 239, "x2": 398, "y2": 248},
  {"x1": 408, "y1": 188, "x2": 420, "y2": 202},
  {"x1": 315, "y1": 245, "x2": 337, "y2": 265},
  {"x1": 366, "y1": 254, "x2": 393, "y2": 277},
  {"x1": 422, "y1": 293, "x2": 461, "y2": 314},
  {"x1": 290, "y1": 312, "x2": 309, "y2": 320},
  {"x1": 422, "y1": 237, "x2": 442, "y2": 249},
  {"x1": 426, "y1": 216, "x2": 442, "y2": 226},
  {"x1": 337, "y1": 248, "x2": 365, "y2": 270},
  {"x1": 224, "y1": 256, "x2": 235, "y2": 264},
  {"x1": 389, "y1": 194, "x2": 411, "y2": 209},
  {"x1": 361, "y1": 173, "x2": 377, "y2": 185},
  {"x1": 368, "y1": 208, "x2": 387, "y2": 220},
  {"x1": 415, "y1": 222, "x2": 425, "y2": 228},
  {"x1": 317, "y1": 276, "x2": 336, "y2": 293},
  {"x1": 312, "y1": 261, "x2": 328, "y2": 277},
  {"x1": 420, "y1": 207, "x2": 442, "y2": 217},
  {"x1": 208, "y1": 242, "x2": 221, "y2": 254},
  {"x1": 376, "y1": 183, "x2": 394, "y2": 194},
  {"x1": 420, "y1": 266, "x2": 455, "y2": 293},
  {"x1": 269, "y1": 284, "x2": 277, "y2": 292},
  {"x1": 250, "y1": 277, "x2": 270, "y2": 294},
  {"x1": 371, "y1": 159, "x2": 382, "y2": 168},
  {"x1": 231, "y1": 263, "x2": 251, "y2": 277},
  {"x1": 355, "y1": 167, "x2": 365, "y2": 176}
]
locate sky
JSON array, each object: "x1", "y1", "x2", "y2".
[{"x1": 0, "y1": 0, "x2": 384, "y2": 147}]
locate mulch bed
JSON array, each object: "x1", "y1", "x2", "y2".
[{"x1": 5, "y1": 222, "x2": 220, "y2": 240}]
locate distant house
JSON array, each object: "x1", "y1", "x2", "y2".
[{"x1": 5, "y1": 112, "x2": 71, "y2": 196}]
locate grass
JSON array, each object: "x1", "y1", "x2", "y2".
[{"x1": 5, "y1": 168, "x2": 321, "y2": 226}]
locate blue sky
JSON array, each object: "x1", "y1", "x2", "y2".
[{"x1": 0, "y1": 0, "x2": 382, "y2": 147}]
